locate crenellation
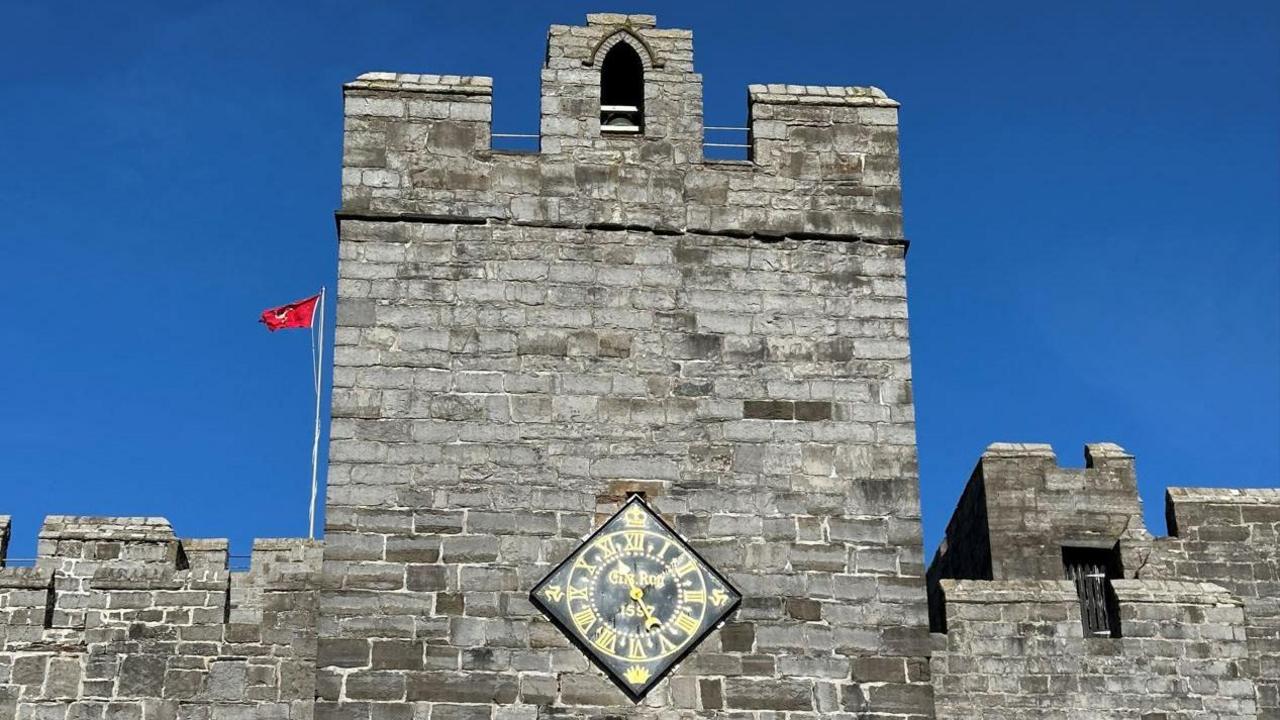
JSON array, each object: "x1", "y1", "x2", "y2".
[
  {"x1": 340, "y1": 14, "x2": 903, "y2": 242},
  {"x1": 7, "y1": 10, "x2": 1277, "y2": 720},
  {"x1": 181, "y1": 538, "x2": 229, "y2": 572},
  {"x1": 934, "y1": 578, "x2": 1259, "y2": 719},
  {"x1": 0, "y1": 518, "x2": 320, "y2": 717},
  {"x1": 929, "y1": 443, "x2": 1278, "y2": 718}
]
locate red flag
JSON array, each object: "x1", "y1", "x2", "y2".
[{"x1": 260, "y1": 294, "x2": 319, "y2": 331}]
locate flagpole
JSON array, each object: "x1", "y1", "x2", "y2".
[{"x1": 308, "y1": 287, "x2": 325, "y2": 540}]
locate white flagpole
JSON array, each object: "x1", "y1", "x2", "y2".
[{"x1": 308, "y1": 287, "x2": 326, "y2": 540}]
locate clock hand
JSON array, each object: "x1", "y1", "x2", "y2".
[{"x1": 629, "y1": 585, "x2": 661, "y2": 630}]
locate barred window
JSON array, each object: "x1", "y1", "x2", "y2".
[{"x1": 1062, "y1": 545, "x2": 1123, "y2": 638}]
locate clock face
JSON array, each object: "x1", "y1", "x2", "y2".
[{"x1": 530, "y1": 495, "x2": 742, "y2": 701}]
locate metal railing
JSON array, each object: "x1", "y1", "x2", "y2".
[
  {"x1": 490, "y1": 126, "x2": 751, "y2": 157},
  {"x1": 704, "y1": 125, "x2": 750, "y2": 149}
]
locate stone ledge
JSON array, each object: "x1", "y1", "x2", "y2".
[
  {"x1": 982, "y1": 442, "x2": 1057, "y2": 458},
  {"x1": 1085, "y1": 442, "x2": 1133, "y2": 460},
  {"x1": 586, "y1": 13, "x2": 657, "y2": 28},
  {"x1": 333, "y1": 211, "x2": 910, "y2": 249},
  {"x1": 939, "y1": 579, "x2": 1076, "y2": 604},
  {"x1": 1111, "y1": 579, "x2": 1241, "y2": 606},
  {"x1": 91, "y1": 568, "x2": 228, "y2": 590},
  {"x1": 0, "y1": 567, "x2": 54, "y2": 589},
  {"x1": 39, "y1": 516, "x2": 175, "y2": 542},
  {"x1": 252, "y1": 538, "x2": 320, "y2": 552},
  {"x1": 1167, "y1": 487, "x2": 1280, "y2": 505},
  {"x1": 749, "y1": 84, "x2": 900, "y2": 108},
  {"x1": 183, "y1": 538, "x2": 229, "y2": 553},
  {"x1": 345, "y1": 72, "x2": 493, "y2": 96}
]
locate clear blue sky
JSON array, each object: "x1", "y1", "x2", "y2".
[{"x1": 2, "y1": 2, "x2": 1277, "y2": 561}]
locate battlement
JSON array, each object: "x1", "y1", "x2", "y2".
[
  {"x1": 0, "y1": 516, "x2": 321, "y2": 716},
  {"x1": 339, "y1": 13, "x2": 903, "y2": 242},
  {"x1": 927, "y1": 443, "x2": 1147, "y2": 626},
  {"x1": 933, "y1": 577, "x2": 1257, "y2": 718},
  {"x1": 928, "y1": 444, "x2": 1280, "y2": 717},
  {"x1": 1165, "y1": 486, "x2": 1280, "y2": 539},
  {"x1": 0, "y1": 516, "x2": 321, "y2": 631}
]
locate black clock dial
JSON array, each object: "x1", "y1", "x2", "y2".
[{"x1": 530, "y1": 495, "x2": 741, "y2": 701}]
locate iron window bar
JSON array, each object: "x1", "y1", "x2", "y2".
[{"x1": 1063, "y1": 547, "x2": 1123, "y2": 638}]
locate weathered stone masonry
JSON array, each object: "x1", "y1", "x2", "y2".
[
  {"x1": 2, "y1": 11, "x2": 1277, "y2": 720},
  {"x1": 323, "y1": 12, "x2": 929, "y2": 720},
  {"x1": 0, "y1": 516, "x2": 320, "y2": 719},
  {"x1": 928, "y1": 444, "x2": 1280, "y2": 720}
]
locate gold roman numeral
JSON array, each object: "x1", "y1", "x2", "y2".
[
  {"x1": 574, "y1": 555, "x2": 596, "y2": 573},
  {"x1": 593, "y1": 537, "x2": 619, "y2": 559},
  {"x1": 673, "y1": 557, "x2": 697, "y2": 577},
  {"x1": 592, "y1": 625, "x2": 617, "y2": 653},
  {"x1": 623, "y1": 532, "x2": 645, "y2": 552},
  {"x1": 684, "y1": 590, "x2": 705, "y2": 604},
  {"x1": 673, "y1": 612, "x2": 699, "y2": 635},
  {"x1": 572, "y1": 607, "x2": 596, "y2": 631},
  {"x1": 567, "y1": 586, "x2": 588, "y2": 602},
  {"x1": 627, "y1": 637, "x2": 647, "y2": 660},
  {"x1": 658, "y1": 633, "x2": 677, "y2": 653}
]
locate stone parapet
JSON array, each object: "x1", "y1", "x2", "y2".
[
  {"x1": 748, "y1": 83, "x2": 901, "y2": 107},
  {"x1": 932, "y1": 578, "x2": 1259, "y2": 719},
  {"x1": 0, "y1": 516, "x2": 321, "y2": 718},
  {"x1": 344, "y1": 72, "x2": 493, "y2": 96},
  {"x1": 1111, "y1": 579, "x2": 1242, "y2": 606},
  {"x1": 928, "y1": 442, "x2": 1148, "y2": 600},
  {"x1": 929, "y1": 441, "x2": 1279, "y2": 718},
  {"x1": 340, "y1": 13, "x2": 904, "y2": 242}
]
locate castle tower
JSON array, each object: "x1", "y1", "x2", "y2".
[
  {"x1": 3, "y1": 11, "x2": 1278, "y2": 720},
  {"x1": 323, "y1": 12, "x2": 932, "y2": 718}
]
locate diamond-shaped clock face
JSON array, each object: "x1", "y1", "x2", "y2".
[{"x1": 530, "y1": 495, "x2": 742, "y2": 701}]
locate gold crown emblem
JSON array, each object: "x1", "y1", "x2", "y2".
[
  {"x1": 623, "y1": 665, "x2": 651, "y2": 685},
  {"x1": 624, "y1": 506, "x2": 647, "y2": 527}
]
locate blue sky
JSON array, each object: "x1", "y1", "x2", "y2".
[{"x1": 2, "y1": 1, "x2": 1276, "y2": 561}]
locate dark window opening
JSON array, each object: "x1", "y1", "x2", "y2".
[
  {"x1": 600, "y1": 42, "x2": 644, "y2": 134},
  {"x1": 1062, "y1": 545, "x2": 1123, "y2": 638}
]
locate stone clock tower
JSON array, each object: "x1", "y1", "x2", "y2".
[{"x1": 322, "y1": 12, "x2": 932, "y2": 719}]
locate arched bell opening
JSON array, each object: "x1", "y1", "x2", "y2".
[{"x1": 600, "y1": 42, "x2": 644, "y2": 134}]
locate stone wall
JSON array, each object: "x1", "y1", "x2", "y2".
[
  {"x1": 927, "y1": 443, "x2": 1279, "y2": 719},
  {"x1": 323, "y1": 13, "x2": 932, "y2": 719},
  {"x1": 0, "y1": 517, "x2": 320, "y2": 720},
  {"x1": 340, "y1": 15, "x2": 902, "y2": 243},
  {"x1": 927, "y1": 443, "x2": 1149, "y2": 590},
  {"x1": 5, "y1": 11, "x2": 1276, "y2": 720},
  {"x1": 1148, "y1": 488, "x2": 1280, "y2": 718},
  {"x1": 931, "y1": 579, "x2": 1258, "y2": 719}
]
